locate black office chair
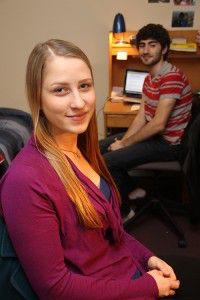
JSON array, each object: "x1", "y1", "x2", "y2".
[
  {"x1": 125, "y1": 160, "x2": 188, "y2": 248},
  {"x1": 0, "y1": 107, "x2": 33, "y2": 178},
  {"x1": 0, "y1": 109, "x2": 37, "y2": 298},
  {"x1": 182, "y1": 112, "x2": 200, "y2": 225},
  {"x1": 124, "y1": 96, "x2": 200, "y2": 248}
]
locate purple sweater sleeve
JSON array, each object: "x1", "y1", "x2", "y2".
[
  {"x1": 124, "y1": 232, "x2": 155, "y2": 271},
  {"x1": 0, "y1": 169, "x2": 158, "y2": 300}
]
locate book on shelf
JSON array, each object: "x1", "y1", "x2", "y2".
[
  {"x1": 170, "y1": 42, "x2": 197, "y2": 53},
  {"x1": 171, "y1": 37, "x2": 187, "y2": 45}
]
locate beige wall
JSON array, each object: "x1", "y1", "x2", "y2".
[{"x1": 1, "y1": 0, "x2": 200, "y2": 137}]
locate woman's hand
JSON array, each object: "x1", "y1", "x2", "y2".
[
  {"x1": 147, "y1": 256, "x2": 180, "y2": 297},
  {"x1": 148, "y1": 269, "x2": 180, "y2": 298},
  {"x1": 148, "y1": 256, "x2": 176, "y2": 280}
]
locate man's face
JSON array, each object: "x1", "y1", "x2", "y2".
[{"x1": 138, "y1": 39, "x2": 166, "y2": 67}]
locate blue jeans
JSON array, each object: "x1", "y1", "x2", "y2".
[{"x1": 99, "y1": 134, "x2": 180, "y2": 213}]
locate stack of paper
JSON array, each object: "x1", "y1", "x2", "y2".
[
  {"x1": 171, "y1": 37, "x2": 187, "y2": 45},
  {"x1": 110, "y1": 86, "x2": 124, "y2": 102}
]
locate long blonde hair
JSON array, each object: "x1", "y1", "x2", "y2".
[{"x1": 26, "y1": 39, "x2": 120, "y2": 228}]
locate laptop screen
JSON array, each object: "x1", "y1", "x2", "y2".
[{"x1": 124, "y1": 69, "x2": 148, "y2": 98}]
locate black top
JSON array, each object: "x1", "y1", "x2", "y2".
[{"x1": 100, "y1": 177, "x2": 111, "y2": 201}]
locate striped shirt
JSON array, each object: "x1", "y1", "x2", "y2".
[{"x1": 143, "y1": 61, "x2": 192, "y2": 145}]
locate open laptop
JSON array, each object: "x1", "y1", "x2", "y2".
[{"x1": 123, "y1": 69, "x2": 148, "y2": 103}]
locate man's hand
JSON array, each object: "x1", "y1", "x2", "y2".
[
  {"x1": 148, "y1": 256, "x2": 177, "y2": 280},
  {"x1": 108, "y1": 138, "x2": 125, "y2": 151},
  {"x1": 148, "y1": 269, "x2": 180, "y2": 298}
]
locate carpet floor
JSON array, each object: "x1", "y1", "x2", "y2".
[{"x1": 127, "y1": 213, "x2": 200, "y2": 300}]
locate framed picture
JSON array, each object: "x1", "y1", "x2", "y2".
[
  {"x1": 172, "y1": 11, "x2": 194, "y2": 27},
  {"x1": 148, "y1": 0, "x2": 170, "y2": 3},
  {"x1": 173, "y1": 0, "x2": 195, "y2": 5}
]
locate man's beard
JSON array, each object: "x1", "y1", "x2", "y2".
[{"x1": 140, "y1": 51, "x2": 163, "y2": 67}]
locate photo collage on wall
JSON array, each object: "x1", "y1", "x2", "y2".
[{"x1": 148, "y1": 0, "x2": 195, "y2": 27}]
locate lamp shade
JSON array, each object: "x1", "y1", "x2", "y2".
[{"x1": 113, "y1": 13, "x2": 126, "y2": 33}]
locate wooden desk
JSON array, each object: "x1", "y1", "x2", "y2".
[{"x1": 103, "y1": 99, "x2": 139, "y2": 136}]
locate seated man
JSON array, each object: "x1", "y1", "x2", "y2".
[{"x1": 100, "y1": 23, "x2": 192, "y2": 221}]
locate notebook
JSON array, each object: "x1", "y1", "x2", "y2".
[{"x1": 123, "y1": 69, "x2": 148, "y2": 103}]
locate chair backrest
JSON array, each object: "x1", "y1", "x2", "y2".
[
  {"x1": 0, "y1": 108, "x2": 33, "y2": 177},
  {"x1": 0, "y1": 217, "x2": 38, "y2": 299},
  {"x1": 179, "y1": 94, "x2": 200, "y2": 165},
  {"x1": 183, "y1": 112, "x2": 200, "y2": 223}
]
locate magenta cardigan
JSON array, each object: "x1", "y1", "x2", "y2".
[{"x1": 0, "y1": 138, "x2": 158, "y2": 299}]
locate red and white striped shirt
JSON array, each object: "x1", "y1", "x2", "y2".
[{"x1": 143, "y1": 61, "x2": 192, "y2": 145}]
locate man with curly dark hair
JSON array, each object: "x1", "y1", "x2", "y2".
[
  {"x1": 100, "y1": 24, "x2": 192, "y2": 222},
  {"x1": 135, "y1": 23, "x2": 170, "y2": 60}
]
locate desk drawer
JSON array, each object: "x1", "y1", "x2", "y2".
[{"x1": 106, "y1": 114, "x2": 135, "y2": 128}]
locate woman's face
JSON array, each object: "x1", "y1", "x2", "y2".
[{"x1": 41, "y1": 55, "x2": 95, "y2": 137}]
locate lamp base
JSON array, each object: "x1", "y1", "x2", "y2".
[{"x1": 115, "y1": 40, "x2": 129, "y2": 44}]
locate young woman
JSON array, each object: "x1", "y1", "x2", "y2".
[{"x1": 0, "y1": 39, "x2": 179, "y2": 299}]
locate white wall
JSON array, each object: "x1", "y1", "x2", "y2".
[{"x1": 0, "y1": 0, "x2": 200, "y2": 137}]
